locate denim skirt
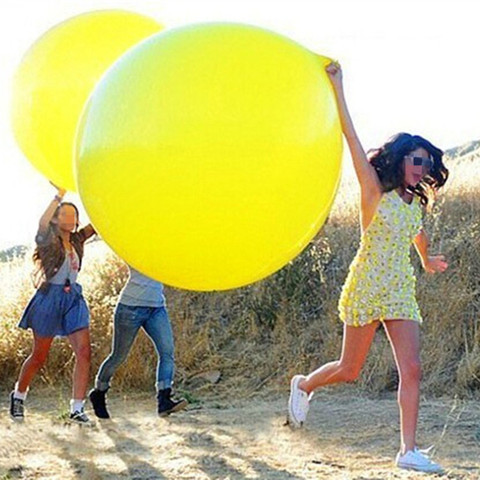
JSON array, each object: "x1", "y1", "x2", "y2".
[{"x1": 18, "y1": 283, "x2": 89, "y2": 337}]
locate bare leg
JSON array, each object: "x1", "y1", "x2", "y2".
[
  {"x1": 16, "y1": 333, "x2": 54, "y2": 392},
  {"x1": 383, "y1": 320, "x2": 421, "y2": 453},
  {"x1": 300, "y1": 322, "x2": 379, "y2": 394},
  {"x1": 67, "y1": 328, "x2": 91, "y2": 400}
]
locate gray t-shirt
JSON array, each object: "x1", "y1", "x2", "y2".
[
  {"x1": 49, "y1": 250, "x2": 80, "y2": 285},
  {"x1": 118, "y1": 267, "x2": 166, "y2": 308}
]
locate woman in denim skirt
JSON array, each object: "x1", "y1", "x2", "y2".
[{"x1": 9, "y1": 185, "x2": 95, "y2": 425}]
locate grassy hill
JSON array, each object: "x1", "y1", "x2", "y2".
[
  {"x1": 0, "y1": 139, "x2": 479, "y2": 398},
  {"x1": 0, "y1": 245, "x2": 28, "y2": 263},
  {"x1": 445, "y1": 139, "x2": 480, "y2": 161}
]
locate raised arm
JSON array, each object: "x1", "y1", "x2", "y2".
[
  {"x1": 325, "y1": 62, "x2": 382, "y2": 203},
  {"x1": 38, "y1": 185, "x2": 66, "y2": 233},
  {"x1": 413, "y1": 228, "x2": 448, "y2": 273}
]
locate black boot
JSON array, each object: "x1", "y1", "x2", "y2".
[
  {"x1": 89, "y1": 388, "x2": 110, "y2": 419},
  {"x1": 157, "y1": 388, "x2": 188, "y2": 417}
]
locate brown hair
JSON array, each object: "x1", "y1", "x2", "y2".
[{"x1": 32, "y1": 202, "x2": 89, "y2": 289}]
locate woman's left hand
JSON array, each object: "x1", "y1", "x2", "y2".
[
  {"x1": 325, "y1": 60, "x2": 343, "y2": 93},
  {"x1": 423, "y1": 255, "x2": 448, "y2": 273}
]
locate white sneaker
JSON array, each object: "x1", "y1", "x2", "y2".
[
  {"x1": 395, "y1": 447, "x2": 444, "y2": 473},
  {"x1": 288, "y1": 375, "x2": 311, "y2": 428}
]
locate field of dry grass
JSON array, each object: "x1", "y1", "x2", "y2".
[
  {"x1": 2, "y1": 152, "x2": 478, "y2": 397},
  {"x1": 0, "y1": 150, "x2": 479, "y2": 478}
]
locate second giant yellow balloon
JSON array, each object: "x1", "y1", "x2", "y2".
[{"x1": 11, "y1": 10, "x2": 163, "y2": 191}]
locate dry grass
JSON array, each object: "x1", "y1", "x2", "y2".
[{"x1": 0, "y1": 154, "x2": 479, "y2": 400}]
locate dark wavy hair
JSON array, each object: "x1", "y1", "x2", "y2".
[{"x1": 367, "y1": 133, "x2": 449, "y2": 207}]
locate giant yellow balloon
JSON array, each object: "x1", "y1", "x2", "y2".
[
  {"x1": 76, "y1": 23, "x2": 342, "y2": 291},
  {"x1": 11, "y1": 10, "x2": 162, "y2": 191}
]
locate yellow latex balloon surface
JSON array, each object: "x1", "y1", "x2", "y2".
[
  {"x1": 77, "y1": 23, "x2": 342, "y2": 291},
  {"x1": 11, "y1": 10, "x2": 162, "y2": 191}
]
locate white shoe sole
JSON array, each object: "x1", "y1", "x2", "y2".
[
  {"x1": 288, "y1": 375, "x2": 306, "y2": 428},
  {"x1": 67, "y1": 417, "x2": 94, "y2": 427},
  {"x1": 397, "y1": 463, "x2": 444, "y2": 474},
  {"x1": 10, "y1": 415, "x2": 24, "y2": 423}
]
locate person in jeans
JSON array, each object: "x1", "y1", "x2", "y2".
[{"x1": 89, "y1": 266, "x2": 187, "y2": 418}]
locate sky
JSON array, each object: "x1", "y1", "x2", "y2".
[{"x1": 0, "y1": 0, "x2": 479, "y2": 250}]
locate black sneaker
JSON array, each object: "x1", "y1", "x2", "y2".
[
  {"x1": 9, "y1": 391, "x2": 25, "y2": 422},
  {"x1": 69, "y1": 409, "x2": 92, "y2": 426},
  {"x1": 88, "y1": 388, "x2": 110, "y2": 419},
  {"x1": 157, "y1": 388, "x2": 188, "y2": 417}
]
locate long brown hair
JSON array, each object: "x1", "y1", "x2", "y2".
[{"x1": 32, "y1": 202, "x2": 81, "y2": 289}]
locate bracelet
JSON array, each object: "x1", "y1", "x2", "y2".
[{"x1": 54, "y1": 195, "x2": 63, "y2": 204}]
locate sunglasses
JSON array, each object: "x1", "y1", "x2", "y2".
[{"x1": 404, "y1": 155, "x2": 434, "y2": 173}]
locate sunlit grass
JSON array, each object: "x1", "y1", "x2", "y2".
[{"x1": 0, "y1": 153, "x2": 478, "y2": 397}]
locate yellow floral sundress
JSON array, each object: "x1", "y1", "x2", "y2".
[{"x1": 338, "y1": 190, "x2": 423, "y2": 327}]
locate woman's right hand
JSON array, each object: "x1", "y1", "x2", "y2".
[
  {"x1": 38, "y1": 181, "x2": 65, "y2": 231},
  {"x1": 49, "y1": 181, "x2": 66, "y2": 198}
]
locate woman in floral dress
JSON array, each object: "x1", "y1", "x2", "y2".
[{"x1": 288, "y1": 61, "x2": 449, "y2": 473}]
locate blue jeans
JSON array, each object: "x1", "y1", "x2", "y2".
[{"x1": 95, "y1": 303, "x2": 175, "y2": 392}]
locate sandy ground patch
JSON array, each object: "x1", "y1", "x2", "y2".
[{"x1": 0, "y1": 390, "x2": 478, "y2": 479}]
